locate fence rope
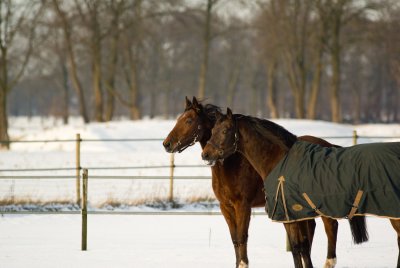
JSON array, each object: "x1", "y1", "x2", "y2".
[
  {"x1": 0, "y1": 175, "x2": 211, "y2": 180},
  {"x1": 1, "y1": 135, "x2": 399, "y2": 144}
]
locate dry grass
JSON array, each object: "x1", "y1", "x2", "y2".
[
  {"x1": 0, "y1": 197, "x2": 75, "y2": 206},
  {"x1": 96, "y1": 195, "x2": 217, "y2": 209}
]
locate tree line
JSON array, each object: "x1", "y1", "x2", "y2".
[{"x1": 1, "y1": 0, "x2": 400, "y2": 146}]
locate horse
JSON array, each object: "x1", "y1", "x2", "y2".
[
  {"x1": 163, "y1": 97, "x2": 368, "y2": 268},
  {"x1": 201, "y1": 107, "x2": 400, "y2": 268}
]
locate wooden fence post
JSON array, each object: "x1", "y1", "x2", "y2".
[
  {"x1": 76, "y1": 133, "x2": 81, "y2": 206},
  {"x1": 169, "y1": 153, "x2": 175, "y2": 202},
  {"x1": 353, "y1": 130, "x2": 358, "y2": 145},
  {"x1": 81, "y1": 168, "x2": 88, "y2": 251}
]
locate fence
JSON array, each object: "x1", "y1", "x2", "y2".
[
  {"x1": 0, "y1": 134, "x2": 212, "y2": 205},
  {"x1": 1, "y1": 130, "x2": 400, "y2": 206},
  {"x1": 1, "y1": 131, "x2": 400, "y2": 250}
]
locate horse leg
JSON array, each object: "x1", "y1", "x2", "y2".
[
  {"x1": 220, "y1": 203, "x2": 241, "y2": 267},
  {"x1": 298, "y1": 221, "x2": 314, "y2": 268},
  {"x1": 234, "y1": 202, "x2": 252, "y2": 268},
  {"x1": 305, "y1": 219, "x2": 316, "y2": 253},
  {"x1": 390, "y1": 219, "x2": 400, "y2": 268},
  {"x1": 284, "y1": 222, "x2": 310, "y2": 268},
  {"x1": 321, "y1": 217, "x2": 338, "y2": 268}
]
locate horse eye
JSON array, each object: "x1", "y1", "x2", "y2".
[{"x1": 186, "y1": 119, "x2": 192, "y2": 124}]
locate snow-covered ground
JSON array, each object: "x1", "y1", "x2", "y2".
[
  {"x1": 1, "y1": 116, "x2": 400, "y2": 267},
  {"x1": 0, "y1": 214, "x2": 398, "y2": 268}
]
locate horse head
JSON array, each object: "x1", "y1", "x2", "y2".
[
  {"x1": 163, "y1": 96, "x2": 209, "y2": 153},
  {"x1": 202, "y1": 108, "x2": 238, "y2": 166}
]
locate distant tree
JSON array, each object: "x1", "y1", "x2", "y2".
[
  {"x1": 380, "y1": 1, "x2": 400, "y2": 121},
  {"x1": 258, "y1": 0, "x2": 323, "y2": 118},
  {"x1": 103, "y1": 0, "x2": 125, "y2": 121},
  {"x1": 197, "y1": 0, "x2": 218, "y2": 99},
  {"x1": 52, "y1": 0, "x2": 90, "y2": 123},
  {"x1": 73, "y1": 0, "x2": 105, "y2": 122},
  {"x1": 0, "y1": 0, "x2": 44, "y2": 148},
  {"x1": 317, "y1": 0, "x2": 379, "y2": 122}
]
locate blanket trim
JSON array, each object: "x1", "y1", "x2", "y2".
[
  {"x1": 302, "y1": 189, "x2": 364, "y2": 220},
  {"x1": 271, "y1": 176, "x2": 290, "y2": 222},
  {"x1": 348, "y1": 190, "x2": 364, "y2": 219},
  {"x1": 302, "y1": 193, "x2": 323, "y2": 216}
]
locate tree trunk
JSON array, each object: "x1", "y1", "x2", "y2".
[
  {"x1": 53, "y1": 0, "x2": 89, "y2": 123},
  {"x1": 0, "y1": 45, "x2": 9, "y2": 148},
  {"x1": 129, "y1": 57, "x2": 141, "y2": 120},
  {"x1": 330, "y1": 53, "x2": 341, "y2": 122},
  {"x1": 104, "y1": 33, "x2": 119, "y2": 122},
  {"x1": 0, "y1": 88, "x2": 9, "y2": 149},
  {"x1": 92, "y1": 45, "x2": 104, "y2": 122},
  {"x1": 68, "y1": 52, "x2": 90, "y2": 123},
  {"x1": 226, "y1": 58, "x2": 241, "y2": 108},
  {"x1": 104, "y1": 47, "x2": 117, "y2": 121},
  {"x1": 307, "y1": 45, "x2": 323, "y2": 119},
  {"x1": 329, "y1": 16, "x2": 342, "y2": 123},
  {"x1": 61, "y1": 60, "x2": 69, "y2": 125},
  {"x1": 197, "y1": 0, "x2": 213, "y2": 99},
  {"x1": 266, "y1": 60, "x2": 279, "y2": 118}
]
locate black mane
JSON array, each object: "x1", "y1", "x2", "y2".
[
  {"x1": 234, "y1": 114, "x2": 297, "y2": 151},
  {"x1": 203, "y1": 104, "x2": 222, "y2": 122}
]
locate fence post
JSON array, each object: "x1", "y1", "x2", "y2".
[
  {"x1": 76, "y1": 133, "x2": 81, "y2": 206},
  {"x1": 81, "y1": 168, "x2": 88, "y2": 251},
  {"x1": 353, "y1": 130, "x2": 358, "y2": 145},
  {"x1": 169, "y1": 153, "x2": 175, "y2": 202}
]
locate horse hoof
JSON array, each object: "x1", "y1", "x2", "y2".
[
  {"x1": 238, "y1": 260, "x2": 248, "y2": 268},
  {"x1": 323, "y1": 258, "x2": 337, "y2": 268}
]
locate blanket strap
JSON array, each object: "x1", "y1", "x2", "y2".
[
  {"x1": 348, "y1": 190, "x2": 364, "y2": 220},
  {"x1": 302, "y1": 193, "x2": 323, "y2": 216},
  {"x1": 271, "y1": 176, "x2": 290, "y2": 222}
]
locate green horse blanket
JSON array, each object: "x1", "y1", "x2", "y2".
[{"x1": 264, "y1": 141, "x2": 400, "y2": 223}]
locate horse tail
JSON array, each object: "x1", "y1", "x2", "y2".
[{"x1": 349, "y1": 215, "x2": 369, "y2": 244}]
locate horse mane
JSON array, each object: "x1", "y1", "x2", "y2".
[
  {"x1": 185, "y1": 99, "x2": 222, "y2": 123},
  {"x1": 234, "y1": 114, "x2": 297, "y2": 151},
  {"x1": 203, "y1": 104, "x2": 222, "y2": 122}
]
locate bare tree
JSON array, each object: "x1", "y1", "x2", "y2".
[
  {"x1": 123, "y1": 0, "x2": 143, "y2": 120},
  {"x1": 0, "y1": 0, "x2": 44, "y2": 148},
  {"x1": 52, "y1": 0, "x2": 90, "y2": 123},
  {"x1": 255, "y1": 2, "x2": 281, "y2": 118},
  {"x1": 197, "y1": 0, "x2": 218, "y2": 99},
  {"x1": 318, "y1": 0, "x2": 378, "y2": 122},
  {"x1": 104, "y1": 0, "x2": 125, "y2": 121},
  {"x1": 262, "y1": 0, "x2": 315, "y2": 119}
]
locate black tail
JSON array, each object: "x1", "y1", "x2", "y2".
[{"x1": 349, "y1": 215, "x2": 369, "y2": 244}]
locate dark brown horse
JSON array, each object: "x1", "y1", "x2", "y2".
[
  {"x1": 201, "y1": 108, "x2": 400, "y2": 268},
  {"x1": 163, "y1": 97, "x2": 367, "y2": 268}
]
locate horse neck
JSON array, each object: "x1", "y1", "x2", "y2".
[{"x1": 236, "y1": 120, "x2": 289, "y2": 179}]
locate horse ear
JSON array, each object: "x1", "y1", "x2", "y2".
[
  {"x1": 185, "y1": 96, "x2": 192, "y2": 109},
  {"x1": 215, "y1": 110, "x2": 223, "y2": 121},
  {"x1": 192, "y1": 96, "x2": 199, "y2": 107},
  {"x1": 192, "y1": 96, "x2": 202, "y2": 113},
  {"x1": 227, "y1": 108, "x2": 233, "y2": 119}
]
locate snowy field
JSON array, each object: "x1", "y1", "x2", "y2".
[
  {"x1": 1, "y1": 116, "x2": 400, "y2": 267},
  {"x1": 0, "y1": 215, "x2": 399, "y2": 268}
]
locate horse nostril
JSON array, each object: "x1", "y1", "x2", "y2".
[
  {"x1": 202, "y1": 152, "x2": 209, "y2": 160},
  {"x1": 163, "y1": 141, "x2": 172, "y2": 151}
]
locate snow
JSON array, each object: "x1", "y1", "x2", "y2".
[
  {"x1": 1, "y1": 116, "x2": 400, "y2": 267},
  {"x1": 0, "y1": 215, "x2": 398, "y2": 268}
]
